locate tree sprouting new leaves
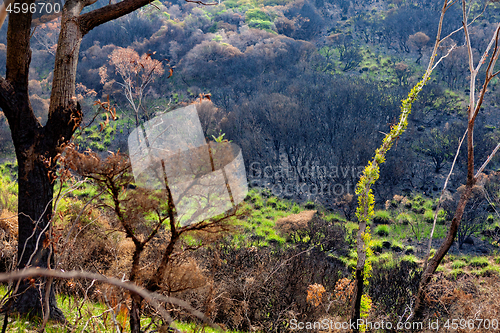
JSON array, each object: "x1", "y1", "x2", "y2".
[{"x1": 351, "y1": 62, "x2": 434, "y2": 329}]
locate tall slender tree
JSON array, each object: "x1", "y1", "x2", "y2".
[{"x1": 0, "y1": 0, "x2": 165, "y2": 318}]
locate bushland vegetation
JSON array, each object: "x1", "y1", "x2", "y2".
[{"x1": 0, "y1": 0, "x2": 500, "y2": 331}]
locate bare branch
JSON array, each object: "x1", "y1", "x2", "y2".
[
  {"x1": 423, "y1": 128, "x2": 467, "y2": 273},
  {"x1": 475, "y1": 142, "x2": 500, "y2": 177},
  {"x1": 0, "y1": 268, "x2": 216, "y2": 331},
  {"x1": 185, "y1": 0, "x2": 219, "y2": 5},
  {"x1": 78, "y1": 0, "x2": 159, "y2": 35}
]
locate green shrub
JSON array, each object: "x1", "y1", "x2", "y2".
[
  {"x1": 248, "y1": 20, "x2": 274, "y2": 31},
  {"x1": 413, "y1": 193, "x2": 425, "y2": 206},
  {"x1": 375, "y1": 224, "x2": 390, "y2": 236},
  {"x1": 263, "y1": 0, "x2": 291, "y2": 5},
  {"x1": 0, "y1": 171, "x2": 18, "y2": 212},
  {"x1": 470, "y1": 270, "x2": 482, "y2": 277},
  {"x1": 494, "y1": 257, "x2": 500, "y2": 265},
  {"x1": 470, "y1": 257, "x2": 490, "y2": 268},
  {"x1": 437, "y1": 209, "x2": 447, "y2": 224},
  {"x1": 250, "y1": 193, "x2": 264, "y2": 209},
  {"x1": 372, "y1": 252, "x2": 393, "y2": 264},
  {"x1": 423, "y1": 199, "x2": 434, "y2": 210},
  {"x1": 291, "y1": 203, "x2": 301, "y2": 214},
  {"x1": 380, "y1": 254, "x2": 397, "y2": 269},
  {"x1": 373, "y1": 210, "x2": 391, "y2": 224},
  {"x1": 245, "y1": 8, "x2": 270, "y2": 22},
  {"x1": 412, "y1": 206, "x2": 425, "y2": 214},
  {"x1": 223, "y1": 0, "x2": 238, "y2": 8}
]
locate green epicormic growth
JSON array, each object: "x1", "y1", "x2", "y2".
[{"x1": 353, "y1": 75, "x2": 431, "y2": 321}]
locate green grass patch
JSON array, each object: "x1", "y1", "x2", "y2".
[
  {"x1": 395, "y1": 212, "x2": 412, "y2": 225},
  {"x1": 0, "y1": 285, "x2": 157, "y2": 332},
  {"x1": 400, "y1": 254, "x2": 419, "y2": 265},
  {"x1": 390, "y1": 240, "x2": 404, "y2": 252},
  {"x1": 345, "y1": 221, "x2": 359, "y2": 235},
  {"x1": 469, "y1": 256, "x2": 490, "y2": 268},
  {"x1": 451, "y1": 260, "x2": 467, "y2": 269},
  {"x1": 374, "y1": 224, "x2": 390, "y2": 237},
  {"x1": 372, "y1": 252, "x2": 393, "y2": 266},
  {"x1": 405, "y1": 245, "x2": 415, "y2": 254},
  {"x1": 423, "y1": 209, "x2": 434, "y2": 223},
  {"x1": 479, "y1": 266, "x2": 500, "y2": 277},
  {"x1": 370, "y1": 239, "x2": 385, "y2": 252},
  {"x1": 448, "y1": 268, "x2": 466, "y2": 280},
  {"x1": 373, "y1": 210, "x2": 391, "y2": 224},
  {"x1": 325, "y1": 212, "x2": 345, "y2": 222}
]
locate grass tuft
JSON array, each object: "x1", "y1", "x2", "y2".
[
  {"x1": 375, "y1": 224, "x2": 390, "y2": 237},
  {"x1": 469, "y1": 256, "x2": 490, "y2": 268}
]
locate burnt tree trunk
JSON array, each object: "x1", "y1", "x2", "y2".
[
  {"x1": 129, "y1": 242, "x2": 145, "y2": 333},
  {"x1": 13, "y1": 156, "x2": 64, "y2": 320},
  {"x1": 349, "y1": 217, "x2": 367, "y2": 333}
]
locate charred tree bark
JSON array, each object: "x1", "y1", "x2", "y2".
[{"x1": 129, "y1": 243, "x2": 145, "y2": 333}]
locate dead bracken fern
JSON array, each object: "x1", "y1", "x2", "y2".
[{"x1": 307, "y1": 283, "x2": 326, "y2": 307}]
